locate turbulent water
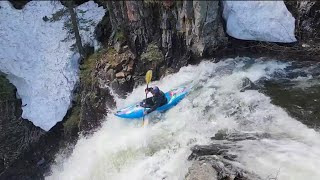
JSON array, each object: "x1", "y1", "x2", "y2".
[{"x1": 47, "y1": 58, "x2": 320, "y2": 180}]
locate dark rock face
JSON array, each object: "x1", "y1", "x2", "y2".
[
  {"x1": 95, "y1": 0, "x2": 227, "y2": 84},
  {"x1": 240, "y1": 77, "x2": 258, "y2": 92},
  {"x1": 79, "y1": 85, "x2": 115, "y2": 135},
  {"x1": 8, "y1": 0, "x2": 30, "y2": 9},
  {"x1": 188, "y1": 132, "x2": 266, "y2": 180},
  {"x1": 94, "y1": 47, "x2": 136, "y2": 97},
  {"x1": 0, "y1": 75, "x2": 44, "y2": 177},
  {"x1": 284, "y1": 1, "x2": 320, "y2": 44},
  {"x1": 0, "y1": 121, "x2": 67, "y2": 180}
]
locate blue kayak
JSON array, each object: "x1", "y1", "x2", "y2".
[{"x1": 115, "y1": 86, "x2": 190, "y2": 119}]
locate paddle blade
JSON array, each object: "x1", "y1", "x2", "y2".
[{"x1": 145, "y1": 70, "x2": 152, "y2": 84}]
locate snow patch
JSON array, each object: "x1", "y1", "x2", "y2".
[
  {"x1": 0, "y1": 1, "x2": 105, "y2": 131},
  {"x1": 223, "y1": 1, "x2": 297, "y2": 43}
]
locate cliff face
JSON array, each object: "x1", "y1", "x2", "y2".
[
  {"x1": 0, "y1": 75, "x2": 44, "y2": 173},
  {"x1": 94, "y1": 1, "x2": 227, "y2": 95},
  {"x1": 285, "y1": 1, "x2": 320, "y2": 44},
  {"x1": 101, "y1": 1, "x2": 226, "y2": 59}
]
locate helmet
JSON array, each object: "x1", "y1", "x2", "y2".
[{"x1": 151, "y1": 86, "x2": 160, "y2": 94}]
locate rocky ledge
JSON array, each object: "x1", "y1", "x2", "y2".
[{"x1": 186, "y1": 131, "x2": 271, "y2": 180}]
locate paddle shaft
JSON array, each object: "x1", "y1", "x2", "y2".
[
  {"x1": 142, "y1": 70, "x2": 152, "y2": 126},
  {"x1": 142, "y1": 84, "x2": 148, "y2": 123}
]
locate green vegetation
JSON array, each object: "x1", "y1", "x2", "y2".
[
  {"x1": 63, "y1": 49, "x2": 105, "y2": 135},
  {"x1": 46, "y1": 7, "x2": 94, "y2": 53},
  {"x1": 0, "y1": 74, "x2": 16, "y2": 101},
  {"x1": 48, "y1": 8, "x2": 68, "y2": 22},
  {"x1": 115, "y1": 29, "x2": 126, "y2": 43},
  {"x1": 63, "y1": 105, "x2": 80, "y2": 136},
  {"x1": 141, "y1": 43, "x2": 164, "y2": 63},
  {"x1": 80, "y1": 49, "x2": 106, "y2": 88}
]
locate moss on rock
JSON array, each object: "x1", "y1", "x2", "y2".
[
  {"x1": 140, "y1": 43, "x2": 164, "y2": 63},
  {"x1": 80, "y1": 49, "x2": 106, "y2": 88},
  {"x1": 0, "y1": 74, "x2": 16, "y2": 101}
]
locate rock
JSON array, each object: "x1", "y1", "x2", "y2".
[
  {"x1": 8, "y1": 0, "x2": 30, "y2": 9},
  {"x1": 101, "y1": 48, "x2": 135, "y2": 73},
  {"x1": 133, "y1": 76, "x2": 145, "y2": 88},
  {"x1": 106, "y1": 69, "x2": 115, "y2": 81},
  {"x1": 79, "y1": 87, "x2": 115, "y2": 135},
  {"x1": 212, "y1": 129, "x2": 228, "y2": 140},
  {"x1": 0, "y1": 75, "x2": 44, "y2": 174},
  {"x1": 223, "y1": 1, "x2": 297, "y2": 43},
  {"x1": 240, "y1": 77, "x2": 258, "y2": 92},
  {"x1": 136, "y1": 43, "x2": 165, "y2": 80},
  {"x1": 189, "y1": 144, "x2": 229, "y2": 160},
  {"x1": 126, "y1": 60, "x2": 134, "y2": 72},
  {"x1": 188, "y1": 132, "x2": 270, "y2": 180},
  {"x1": 186, "y1": 1, "x2": 228, "y2": 56},
  {"x1": 94, "y1": 11, "x2": 112, "y2": 45},
  {"x1": 163, "y1": 1, "x2": 174, "y2": 9},
  {"x1": 116, "y1": 71, "x2": 126, "y2": 79},
  {"x1": 284, "y1": 1, "x2": 320, "y2": 43},
  {"x1": 185, "y1": 161, "x2": 217, "y2": 180}
]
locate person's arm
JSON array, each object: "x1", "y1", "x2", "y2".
[
  {"x1": 145, "y1": 98, "x2": 161, "y2": 114},
  {"x1": 145, "y1": 87, "x2": 153, "y2": 94}
]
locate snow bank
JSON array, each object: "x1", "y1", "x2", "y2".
[
  {"x1": 223, "y1": 1, "x2": 297, "y2": 43},
  {"x1": 0, "y1": 1, "x2": 105, "y2": 131}
]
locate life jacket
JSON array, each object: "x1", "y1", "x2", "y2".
[{"x1": 152, "y1": 90, "x2": 167, "y2": 106}]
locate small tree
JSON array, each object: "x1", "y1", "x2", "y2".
[
  {"x1": 45, "y1": 1, "x2": 96, "y2": 59},
  {"x1": 64, "y1": 1, "x2": 84, "y2": 59}
]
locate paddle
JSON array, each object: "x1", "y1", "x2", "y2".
[{"x1": 143, "y1": 70, "x2": 152, "y2": 126}]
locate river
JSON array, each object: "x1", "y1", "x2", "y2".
[{"x1": 47, "y1": 57, "x2": 320, "y2": 180}]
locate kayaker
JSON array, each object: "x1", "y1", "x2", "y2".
[{"x1": 142, "y1": 86, "x2": 167, "y2": 115}]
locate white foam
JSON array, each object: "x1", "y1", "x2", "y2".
[{"x1": 47, "y1": 59, "x2": 320, "y2": 180}]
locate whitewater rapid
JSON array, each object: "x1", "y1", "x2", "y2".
[{"x1": 47, "y1": 58, "x2": 320, "y2": 180}]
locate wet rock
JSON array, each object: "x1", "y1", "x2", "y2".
[
  {"x1": 116, "y1": 71, "x2": 126, "y2": 79},
  {"x1": 211, "y1": 131, "x2": 271, "y2": 142},
  {"x1": 94, "y1": 11, "x2": 112, "y2": 45},
  {"x1": 0, "y1": 75, "x2": 44, "y2": 175},
  {"x1": 135, "y1": 43, "x2": 165, "y2": 79},
  {"x1": 185, "y1": 161, "x2": 217, "y2": 180},
  {"x1": 284, "y1": 1, "x2": 320, "y2": 44},
  {"x1": 188, "y1": 131, "x2": 270, "y2": 180},
  {"x1": 94, "y1": 48, "x2": 136, "y2": 96},
  {"x1": 8, "y1": 0, "x2": 30, "y2": 9},
  {"x1": 240, "y1": 77, "x2": 258, "y2": 92},
  {"x1": 189, "y1": 144, "x2": 229, "y2": 160},
  {"x1": 106, "y1": 69, "x2": 115, "y2": 82},
  {"x1": 212, "y1": 129, "x2": 228, "y2": 140},
  {"x1": 133, "y1": 76, "x2": 145, "y2": 88},
  {"x1": 79, "y1": 87, "x2": 115, "y2": 135}
]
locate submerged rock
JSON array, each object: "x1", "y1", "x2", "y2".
[
  {"x1": 240, "y1": 77, "x2": 258, "y2": 92},
  {"x1": 188, "y1": 132, "x2": 267, "y2": 180},
  {"x1": 185, "y1": 161, "x2": 217, "y2": 180}
]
